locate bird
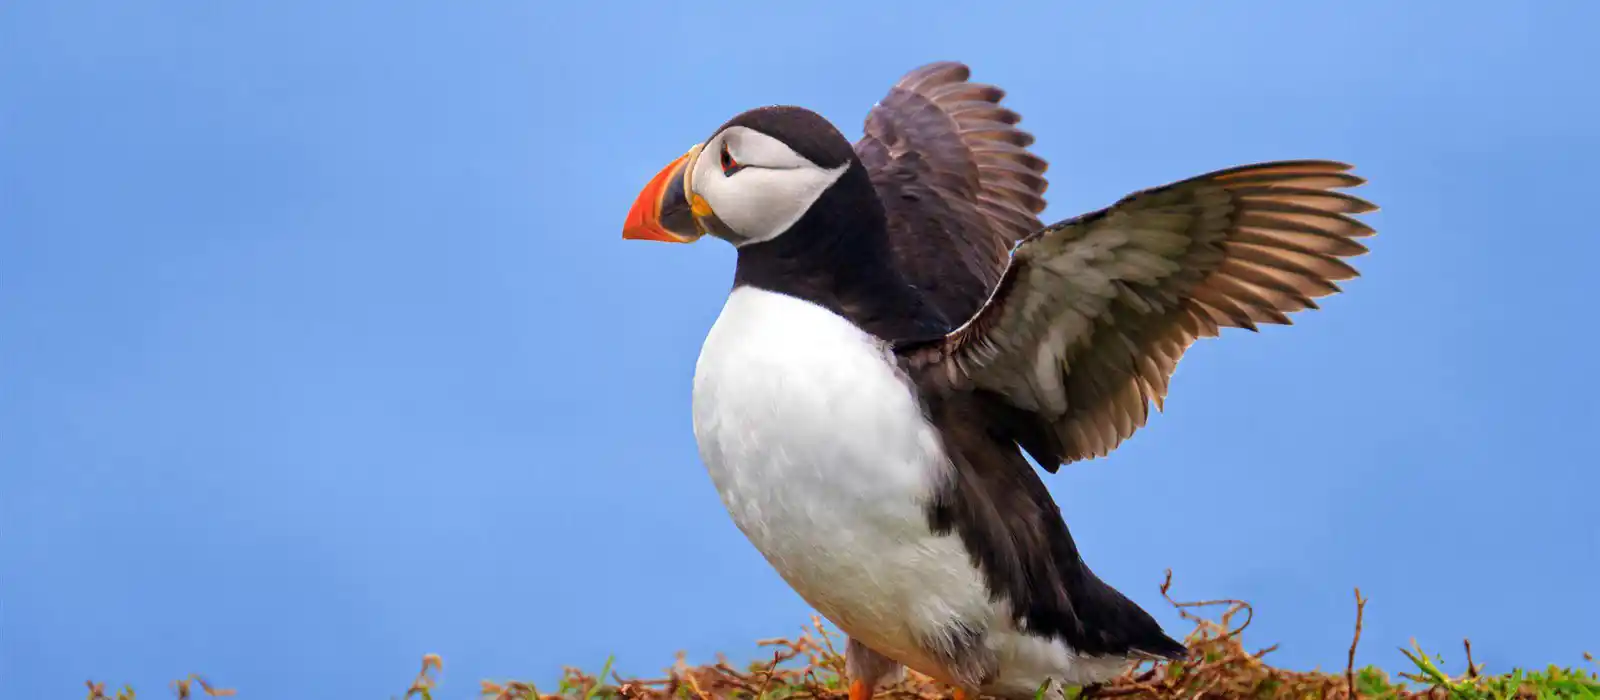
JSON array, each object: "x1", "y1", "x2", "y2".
[{"x1": 619, "y1": 61, "x2": 1376, "y2": 699}]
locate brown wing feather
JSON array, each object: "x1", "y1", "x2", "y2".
[
  {"x1": 898, "y1": 160, "x2": 1377, "y2": 468},
  {"x1": 855, "y1": 61, "x2": 1050, "y2": 327}
]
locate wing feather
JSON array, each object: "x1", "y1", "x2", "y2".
[
  {"x1": 856, "y1": 61, "x2": 1050, "y2": 326},
  {"x1": 898, "y1": 160, "x2": 1377, "y2": 467}
]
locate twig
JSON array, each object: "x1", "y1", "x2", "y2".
[
  {"x1": 1463, "y1": 639, "x2": 1478, "y2": 678},
  {"x1": 682, "y1": 666, "x2": 711, "y2": 700},
  {"x1": 1159, "y1": 569, "x2": 1254, "y2": 639},
  {"x1": 1347, "y1": 587, "x2": 1368, "y2": 699},
  {"x1": 753, "y1": 650, "x2": 783, "y2": 699}
]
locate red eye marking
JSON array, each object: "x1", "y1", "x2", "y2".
[{"x1": 720, "y1": 144, "x2": 744, "y2": 176}]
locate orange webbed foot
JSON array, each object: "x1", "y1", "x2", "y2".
[{"x1": 849, "y1": 679, "x2": 871, "y2": 700}]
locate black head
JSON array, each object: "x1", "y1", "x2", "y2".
[{"x1": 621, "y1": 105, "x2": 875, "y2": 247}]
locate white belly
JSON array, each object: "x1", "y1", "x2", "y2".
[
  {"x1": 690, "y1": 286, "x2": 1134, "y2": 693},
  {"x1": 690, "y1": 286, "x2": 992, "y2": 668}
]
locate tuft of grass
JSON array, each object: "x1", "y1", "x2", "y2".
[{"x1": 88, "y1": 572, "x2": 1599, "y2": 699}]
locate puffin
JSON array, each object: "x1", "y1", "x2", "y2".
[{"x1": 620, "y1": 62, "x2": 1376, "y2": 699}]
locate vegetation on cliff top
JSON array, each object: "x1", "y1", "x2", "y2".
[{"x1": 88, "y1": 573, "x2": 1598, "y2": 700}]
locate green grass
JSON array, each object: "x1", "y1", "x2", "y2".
[{"x1": 88, "y1": 572, "x2": 1598, "y2": 699}]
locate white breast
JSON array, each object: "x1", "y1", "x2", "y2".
[{"x1": 691, "y1": 286, "x2": 993, "y2": 668}]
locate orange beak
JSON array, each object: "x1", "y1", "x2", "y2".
[{"x1": 622, "y1": 146, "x2": 704, "y2": 243}]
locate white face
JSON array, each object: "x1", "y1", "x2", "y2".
[{"x1": 689, "y1": 126, "x2": 849, "y2": 246}]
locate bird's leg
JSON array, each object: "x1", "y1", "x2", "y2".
[
  {"x1": 846, "y1": 638, "x2": 904, "y2": 700},
  {"x1": 952, "y1": 689, "x2": 972, "y2": 700}
]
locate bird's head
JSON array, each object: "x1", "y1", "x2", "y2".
[{"x1": 622, "y1": 106, "x2": 858, "y2": 247}]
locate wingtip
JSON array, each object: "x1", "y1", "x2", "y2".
[
  {"x1": 1126, "y1": 633, "x2": 1189, "y2": 663},
  {"x1": 1154, "y1": 638, "x2": 1190, "y2": 660},
  {"x1": 896, "y1": 60, "x2": 971, "y2": 91}
]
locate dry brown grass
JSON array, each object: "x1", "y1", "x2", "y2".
[{"x1": 88, "y1": 572, "x2": 1599, "y2": 700}]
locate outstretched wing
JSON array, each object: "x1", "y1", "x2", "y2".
[
  {"x1": 898, "y1": 160, "x2": 1377, "y2": 467},
  {"x1": 855, "y1": 61, "x2": 1050, "y2": 327}
]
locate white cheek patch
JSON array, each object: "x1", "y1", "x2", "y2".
[
  {"x1": 709, "y1": 163, "x2": 850, "y2": 246},
  {"x1": 727, "y1": 127, "x2": 816, "y2": 170},
  {"x1": 693, "y1": 127, "x2": 850, "y2": 246}
]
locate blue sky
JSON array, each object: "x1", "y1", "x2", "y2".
[{"x1": 2, "y1": 1, "x2": 1597, "y2": 697}]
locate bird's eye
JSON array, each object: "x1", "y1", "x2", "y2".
[{"x1": 719, "y1": 143, "x2": 745, "y2": 176}]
